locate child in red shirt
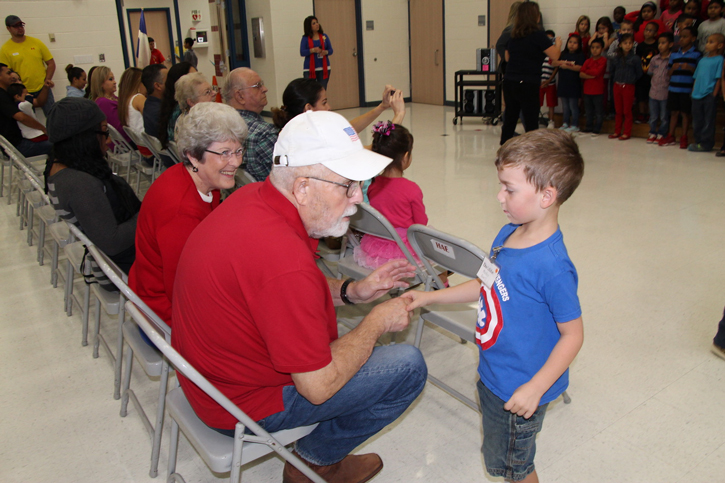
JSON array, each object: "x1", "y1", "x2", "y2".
[{"x1": 580, "y1": 38, "x2": 607, "y2": 135}]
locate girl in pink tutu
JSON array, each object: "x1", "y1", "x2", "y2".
[{"x1": 354, "y1": 121, "x2": 427, "y2": 269}]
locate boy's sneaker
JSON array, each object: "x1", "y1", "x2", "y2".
[
  {"x1": 558, "y1": 123, "x2": 569, "y2": 130},
  {"x1": 687, "y1": 143, "x2": 710, "y2": 152},
  {"x1": 658, "y1": 135, "x2": 676, "y2": 146},
  {"x1": 566, "y1": 126, "x2": 580, "y2": 133},
  {"x1": 680, "y1": 136, "x2": 688, "y2": 149},
  {"x1": 646, "y1": 134, "x2": 657, "y2": 144},
  {"x1": 547, "y1": 120, "x2": 555, "y2": 129}
]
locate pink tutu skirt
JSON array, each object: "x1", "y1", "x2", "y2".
[{"x1": 353, "y1": 228, "x2": 420, "y2": 269}]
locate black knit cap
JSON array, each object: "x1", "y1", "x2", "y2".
[{"x1": 47, "y1": 97, "x2": 106, "y2": 144}]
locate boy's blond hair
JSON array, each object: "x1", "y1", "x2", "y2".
[{"x1": 495, "y1": 130, "x2": 584, "y2": 204}]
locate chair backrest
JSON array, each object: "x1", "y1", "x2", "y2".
[
  {"x1": 0, "y1": 135, "x2": 46, "y2": 176},
  {"x1": 107, "y1": 124, "x2": 137, "y2": 156},
  {"x1": 349, "y1": 203, "x2": 422, "y2": 270},
  {"x1": 166, "y1": 141, "x2": 182, "y2": 164},
  {"x1": 407, "y1": 224, "x2": 489, "y2": 288},
  {"x1": 66, "y1": 220, "x2": 93, "y2": 247}
]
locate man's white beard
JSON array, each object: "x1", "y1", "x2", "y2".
[{"x1": 309, "y1": 205, "x2": 358, "y2": 238}]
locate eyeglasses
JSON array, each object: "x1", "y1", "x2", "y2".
[
  {"x1": 308, "y1": 177, "x2": 362, "y2": 198},
  {"x1": 205, "y1": 147, "x2": 244, "y2": 161},
  {"x1": 200, "y1": 85, "x2": 219, "y2": 97},
  {"x1": 240, "y1": 80, "x2": 265, "y2": 90},
  {"x1": 96, "y1": 130, "x2": 110, "y2": 138}
]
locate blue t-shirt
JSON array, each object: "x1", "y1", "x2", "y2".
[
  {"x1": 476, "y1": 224, "x2": 582, "y2": 404},
  {"x1": 692, "y1": 55, "x2": 724, "y2": 99},
  {"x1": 668, "y1": 46, "x2": 702, "y2": 94}
]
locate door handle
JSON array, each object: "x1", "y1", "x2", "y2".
[
  {"x1": 434, "y1": 49, "x2": 439, "y2": 66},
  {"x1": 353, "y1": 48, "x2": 357, "y2": 57}
]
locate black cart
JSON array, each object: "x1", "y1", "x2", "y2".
[{"x1": 453, "y1": 70, "x2": 502, "y2": 125}]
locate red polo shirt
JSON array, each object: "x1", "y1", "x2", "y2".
[{"x1": 171, "y1": 178, "x2": 338, "y2": 428}]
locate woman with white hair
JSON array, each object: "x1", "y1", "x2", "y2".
[
  {"x1": 128, "y1": 102, "x2": 247, "y2": 328},
  {"x1": 167, "y1": 71, "x2": 217, "y2": 142}
]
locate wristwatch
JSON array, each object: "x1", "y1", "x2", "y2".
[{"x1": 340, "y1": 278, "x2": 355, "y2": 305}]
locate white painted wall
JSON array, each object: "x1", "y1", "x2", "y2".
[
  {"x1": 444, "y1": 0, "x2": 490, "y2": 103},
  {"x1": 244, "y1": 0, "x2": 313, "y2": 110},
  {"x1": 360, "y1": 0, "x2": 411, "y2": 101},
  {"x1": 0, "y1": 0, "x2": 124, "y2": 103}
]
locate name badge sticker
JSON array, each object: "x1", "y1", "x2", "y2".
[
  {"x1": 430, "y1": 239, "x2": 456, "y2": 259},
  {"x1": 477, "y1": 257, "x2": 500, "y2": 289}
]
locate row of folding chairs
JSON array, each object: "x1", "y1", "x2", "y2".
[
  {"x1": 325, "y1": 203, "x2": 572, "y2": 411},
  {"x1": 0, "y1": 137, "x2": 322, "y2": 481}
]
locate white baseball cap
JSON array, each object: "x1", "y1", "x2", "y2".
[{"x1": 272, "y1": 110, "x2": 392, "y2": 181}]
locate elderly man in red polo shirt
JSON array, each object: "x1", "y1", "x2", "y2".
[{"x1": 172, "y1": 110, "x2": 428, "y2": 483}]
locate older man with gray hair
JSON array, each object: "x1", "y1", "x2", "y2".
[
  {"x1": 172, "y1": 110, "x2": 427, "y2": 483},
  {"x1": 222, "y1": 67, "x2": 278, "y2": 182}
]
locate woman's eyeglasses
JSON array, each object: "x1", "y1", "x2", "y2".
[
  {"x1": 205, "y1": 147, "x2": 244, "y2": 161},
  {"x1": 96, "y1": 130, "x2": 110, "y2": 139}
]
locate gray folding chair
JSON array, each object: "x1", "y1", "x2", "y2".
[
  {"x1": 407, "y1": 224, "x2": 571, "y2": 411},
  {"x1": 335, "y1": 202, "x2": 429, "y2": 287},
  {"x1": 64, "y1": 222, "x2": 93, "y2": 345},
  {"x1": 123, "y1": 299, "x2": 325, "y2": 483},
  {"x1": 87, "y1": 244, "x2": 170, "y2": 478},
  {"x1": 142, "y1": 131, "x2": 173, "y2": 168},
  {"x1": 106, "y1": 125, "x2": 139, "y2": 184},
  {"x1": 83, "y1": 244, "x2": 127, "y2": 401},
  {"x1": 233, "y1": 169, "x2": 257, "y2": 189}
]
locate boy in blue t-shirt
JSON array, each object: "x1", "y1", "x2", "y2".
[
  {"x1": 404, "y1": 129, "x2": 584, "y2": 483},
  {"x1": 661, "y1": 26, "x2": 702, "y2": 148},
  {"x1": 688, "y1": 33, "x2": 724, "y2": 152}
]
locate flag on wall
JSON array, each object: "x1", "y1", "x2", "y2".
[{"x1": 136, "y1": 10, "x2": 151, "y2": 67}]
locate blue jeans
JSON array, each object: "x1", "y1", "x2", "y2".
[
  {"x1": 17, "y1": 138, "x2": 52, "y2": 158},
  {"x1": 216, "y1": 345, "x2": 427, "y2": 466},
  {"x1": 583, "y1": 94, "x2": 603, "y2": 133},
  {"x1": 478, "y1": 380, "x2": 548, "y2": 482},
  {"x1": 31, "y1": 87, "x2": 55, "y2": 117},
  {"x1": 692, "y1": 94, "x2": 717, "y2": 150},
  {"x1": 561, "y1": 97, "x2": 579, "y2": 127},
  {"x1": 649, "y1": 98, "x2": 669, "y2": 136}
]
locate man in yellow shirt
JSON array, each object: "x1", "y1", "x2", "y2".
[{"x1": 1, "y1": 15, "x2": 55, "y2": 115}]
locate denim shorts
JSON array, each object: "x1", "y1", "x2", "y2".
[{"x1": 477, "y1": 380, "x2": 549, "y2": 481}]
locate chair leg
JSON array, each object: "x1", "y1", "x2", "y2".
[
  {"x1": 113, "y1": 295, "x2": 126, "y2": 400},
  {"x1": 413, "y1": 314, "x2": 426, "y2": 348},
  {"x1": 167, "y1": 418, "x2": 180, "y2": 479},
  {"x1": 120, "y1": 343, "x2": 133, "y2": 417},
  {"x1": 51, "y1": 241, "x2": 59, "y2": 287},
  {"x1": 149, "y1": 361, "x2": 170, "y2": 478},
  {"x1": 81, "y1": 280, "x2": 91, "y2": 346},
  {"x1": 37, "y1": 222, "x2": 45, "y2": 264},
  {"x1": 0, "y1": 162, "x2": 4, "y2": 198},
  {"x1": 27, "y1": 205, "x2": 34, "y2": 245},
  {"x1": 6, "y1": 163, "x2": 12, "y2": 205},
  {"x1": 64, "y1": 258, "x2": 74, "y2": 316},
  {"x1": 93, "y1": 296, "x2": 101, "y2": 358}
]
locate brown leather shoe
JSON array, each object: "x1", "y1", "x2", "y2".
[{"x1": 283, "y1": 451, "x2": 383, "y2": 483}]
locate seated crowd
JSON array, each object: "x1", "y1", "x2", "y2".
[{"x1": 2, "y1": 9, "x2": 594, "y2": 483}]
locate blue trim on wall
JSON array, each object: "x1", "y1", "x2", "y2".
[
  {"x1": 226, "y1": 0, "x2": 251, "y2": 69},
  {"x1": 173, "y1": 0, "x2": 183, "y2": 62},
  {"x1": 115, "y1": 0, "x2": 130, "y2": 68},
  {"x1": 126, "y1": 8, "x2": 175, "y2": 68},
  {"x1": 355, "y1": 0, "x2": 365, "y2": 106},
  {"x1": 442, "y1": 0, "x2": 446, "y2": 103}
]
